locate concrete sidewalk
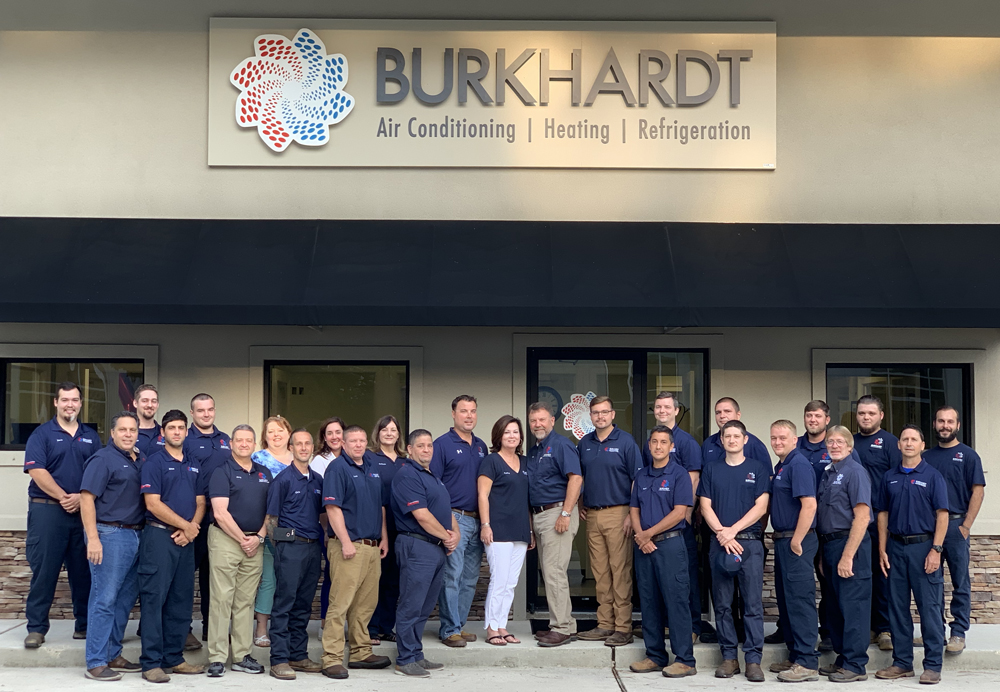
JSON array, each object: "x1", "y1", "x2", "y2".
[{"x1": 3, "y1": 619, "x2": 1000, "y2": 672}]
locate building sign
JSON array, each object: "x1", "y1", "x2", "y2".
[{"x1": 209, "y1": 19, "x2": 776, "y2": 169}]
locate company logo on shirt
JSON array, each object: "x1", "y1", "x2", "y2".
[
  {"x1": 605, "y1": 447, "x2": 620, "y2": 453},
  {"x1": 455, "y1": 449, "x2": 463, "y2": 455},
  {"x1": 873, "y1": 437, "x2": 884, "y2": 449},
  {"x1": 25, "y1": 460, "x2": 36, "y2": 466},
  {"x1": 833, "y1": 473, "x2": 844, "y2": 485},
  {"x1": 658, "y1": 479, "x2": 670, "y2": 492},
  {"x1": 820, "y1": 452, "x2": 829, "y2": 461},
  {"x1": 141, "y1": 483, "x2": 151, "y2": 489},
  {"x1": 912, "y1": 479, "x2": 928, "y2": 487},
  {"x1": 324, "y1": 495, "x2": 336, "y2": 501},
  {"x1": 954, "y1": 452, "x2": 964, "y2": 462},
  {"x1": 745, "y1": 472, "x2": 756, "y2": 483},
  {"x1": 80, "y1": 437, "x2": 94, "y2": 444},
  {"x1": 406, "y1": 500, "x2": 420, "y2": 506},
  {"x1": 258, "y1": 472, "x2": 268, "y2": 482}
]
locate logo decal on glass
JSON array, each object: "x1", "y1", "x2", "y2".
[{"x1": 561, "y1": 392, "x2": 597, "y2": 442}]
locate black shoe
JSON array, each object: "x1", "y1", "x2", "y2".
[
  {"x1": 348, "y1": 654, "x2": 392, "y2": 669},
  {"x1": 232, "y1": 655, "x2": 265, "y2": 674},
  {"x1": 818, "y1": 636, "x2": 834, "y2": 652},
  {"x1": 700, "y1": 629, "x2": 719, "y2": 644},
  {"x1": 207, "y1": 662, "x2": 225, "y2": 678},
  {"x1": 73, "y1": 630, "x2": 87, "y2": 640},
  {"x1": 764, "y1": 629, "x2": 785, "y2": 645}
]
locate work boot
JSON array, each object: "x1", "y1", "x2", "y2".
[
  {"x1": 460, "y1": 630, "x2": 478, "y2": 642},
  {"x1": 23, "y1": 632, "x2": 44, "y2": 649},
  {"x1": 777, "y1": 663, "x2": 820, "y2": 682},
  {"x1": 765, "y1": 628, "x2": 786, "y2": 644},
  {"x1": 534, "y1": 629, "x2": 551, "y2": 640},
  {"x1": 829, "y1": 669, "x2": 868, "y2": 682},
  {"x1": 85, "y1": 666, "x2": 123, "y2": 681},
  {"x1": 270, "y1": 663, "x2": 296, "y2": 680},
  {"x1": 184, "y1": 632, "x2": 202, "y2": 651},
  {"x1": 394, "y1": 662, "x2": 430, "y2": 678},
  {"x1": 107, "y1": 655, "x2": 141, "y2": 673},
  {"x1": 604, "y1": 630, "x2": 633, "y2": 647},
  {"x1": 819, "y1": 663, "x2": 841, "y2": 676},
  {"x1": 877, "y1": 632, "x2": 893, "y2": 651},
  {"x1": 875, "y1": 665, "x2": 914, "y2": 680},
  {"x1": 946, "y1": 635, "x2": 966, "y2": 654},
  {"x1": 770, "y1": 659, "x2": 794, "y2": 673},
  {"x1": 577, "y1": 627, "x2": 614, "y2": 641},
  {"x1": 919, "y1": 669, "x2": 942, "y2": 684},
  {"x1": 288, "y1": 658, "x2": 322, "y2": 673},
  {"x1": 716, "y1": 659, "x2": 740, "y2": 678},
  {"x1": 663, "y1": 662, "x2": 697, "y2": 678},
  {"x1": 348, "y1": 654, "x2": 391, "y2": 669},
  {"x1": 142, "y1": 668, "x2": 170, "y2": 683},
  {"x1": 441, "y1": 633, "x2": 467, "y2": 647},
  {"x1": 170, "y1": 661, "x2": 206, "y2": 674},
  {"x1": 745, "y1": 662, "x2": 765, "y2": 682},
  {"x1": 537, "y1": 631, "x2": 574, "y2": 647},
  {"x1": 320, "y1": 665, "x2": 348, "y2": 679},
  {"x1": 818, "y1": 636, "x2": 833, "y2": 652},
  {"x1": 914, "y1": 636, "x2": 924, "y2": 647},
  {"x1": 628, "y1": 658, "x2": 663, "y2": 673}
]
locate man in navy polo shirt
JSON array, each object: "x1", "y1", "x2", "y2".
[
  {"x1": 699, "y1": 420, "x2": 770, "y2": 682},
  {"x1": 184, "y1": 393, "x2": 231, "y2": 647},
  {"x1": 265, "y1": 428, "x2": 324, "y2": 681},
  {"x1": 766, "y1": 420, "x2": 820, "y2": 683},
  {"x1": 133, "y1": 384, "x2": 161, "y2": 458},
  {"x1": 642, "y1": 391, "x2": 703, "y2": 642},
  {"x1": 923, "y1": 406, "x2": 986, "y2": 655},
  {"x1": 430, "y1": 395, "x2": 488, "y2": 648},
  {"x1": 874, "y1": 425, "x2": 949, "y2": 685},
  {"x1": 701, "y1": 397, "x2": 770, "y2": 467},
  {"x1": 321, "y1": 425, "x2": 392, "y2": 678},
  {"x1": 816, "y1": 425, "x2": 873, "y2": 683},
  {"x1": 628, "y1": 426, "x2": 697, "y2": 678},
  {"x1": 392, "y1": 429, "x2": 458, "y2": 677},
  {"x1": 577, "y1": 395, "x2": 643, "y2": 646},
  {"x1": 80, "y1": 411, "x2": 145, "y2": 681},
  {"x1": 22, "y1": 381, "x2": 100, "y2": 649},
  {"x1": 138, "y1": 409, "x2": 206, "y2": 682},
  {"x1": 854, "y1": 395, "x2": 901, "y2": 652},
  {"x1": 525, "y1": 401, "x2": 582, "y2": 648}
]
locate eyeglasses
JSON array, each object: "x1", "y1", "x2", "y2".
[
  {"x1": 591, "y1": 409, "x2": 614, "y2": 417},
  {"x1": 826, "y1": 438, "x2": 848, "y2": 447}
]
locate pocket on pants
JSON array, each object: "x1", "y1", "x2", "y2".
[{"x1": 927, "y1": 569, "x2": 945, "y2": 585}]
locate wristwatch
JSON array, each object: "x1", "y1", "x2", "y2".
[
  {"x1": 932, "y1": 544, "x2": 943, "y2": 553},
  {"x1": 560, "y1": 510, "x2": 572, "y2": 518},
  {"x1": 257, "y1": 535, "x2": 266, "y2": 544}
]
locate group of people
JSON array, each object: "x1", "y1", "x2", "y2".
[{"x1": 19, "y1": 382, "x2": 986, "y2": 685}]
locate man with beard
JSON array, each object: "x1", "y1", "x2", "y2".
[
  {"x1": 853, "y1": 395, "x2": 901, "y2": 651},
  {"x1": 133, "y1": 384, "x2": 162, "y2": 458},
  {"x1": 922, "y1": 406, "x2": 986, "y2": 655}
]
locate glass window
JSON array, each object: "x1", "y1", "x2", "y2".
[
  {"x1": 265, "y1": 362, "x2": 408, "y2": 437},
  {"x1": 536, "y1": 357, "x2": 635, "y2": 441},
  {"x1": 826, "y1": 364, "x2": 971, "y2": 444},
  {"x1": 2, "y1": 360, "x2": 145, "y2": 445},
  {"x1": 646, "y1": 351, "x2": 707, "y2": 444}
]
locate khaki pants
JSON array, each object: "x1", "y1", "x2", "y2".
[
  {"x1": 321, "y1": 540, "x2": 381, "y2": 667},
  {"x1": 586, "y1": 505, "x2": 633, "y2": 632},
  {"x1": 206, "y1": 524, "x2": 264, "y2": 663},
  {"x1": 534, "y1": 506, "x2": 580, "y2": 635}
]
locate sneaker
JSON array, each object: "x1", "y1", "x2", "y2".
[
  {"x1": 829, "y1": 669, "x2": 868, "y2": 683},
  {"x1": 417, "y1": 659, "x2": 444, "y2": 671},
  {"x1": 460, "y1": 631, "x2": 477, "y2": 642},
  {"x1": 395, "y1": 662, "x2": 430, "y2": 678},
  {"x1": 875, "y1": 665, "x2": 914, "y2": 680},
  {"x1": 142, "y1": 668, "x2": 170, "y2": 683},
  {"x1": 629, "y1": 658, "x2": 663, "y2": 673},
  {"x1": 946, "y1": 635, "x2": 966, "y2": 654},
  {"x1": 288, "y1": 658, "x2": 322, "y2": 673},
  {"x1": 85, "y1": 666, "x2": 123, "y2": 681},
  {"x1": 716, "y1": 659, "x2": 740, "y2": 678},
  {"x1": 770, "y1": 659, "x2": 794, "y2": 673},
  {"x1": 171, "y1": 661, "x2": 206, "y2": 675},
  {"x1": 604, "y1": 631, "x2": 633, "y2": 647},
  {"x1": 877, "y1": 632, "x2": 893, "y2": 651},
  {"x1": 777, "y1": 663, "x2": 820, "y2": 682},
  {"x1": 663, "y1": 662, "x2": 697, "y2": 678},
  {"x1": 745, "y1": 662, "x2": 765, "y2": 682},
  {"x1": 441, "y1": 633, "x2": 467, "y2": 647},
  {"x1": 23, "y1": 632, "x2": 44, "y2": 649},
  {"x1": 577, "y1": 627, "x2": 614, "y2": 641},
  {"x1": 270, "y1": 663, "x2": 296, "y2": 680},
  {"x1": 232, "y1": 655, "x2": 265, "y2": 674},
  {"x1": 184, "y1": 632, "x2": 203, "y2": 651},
  {"x1": 920, "y1": 670, "x2": 942, "y2": 684},
  {"x1": 320, "y1": 665, "x2": 348, "y2": 679},
  {"x1": 206, "y1": 662, "x2": 225, "y2": 677},
  {"x1": 108, "y1": 655, "x2": 141, "y2": 673},
  {"x1": 348, "y1": 655, "x2": 392, "y2": 669}
]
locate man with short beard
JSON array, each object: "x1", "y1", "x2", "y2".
[
  {"x1": 133, "y1": 384, "x2": 162, "y2": 458},
  {"x1": 922, "y1": 406, "x2": 986, "y2": 655}
]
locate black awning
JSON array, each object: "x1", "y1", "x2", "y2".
[{"x1": 2, "y1": 217, "x2": 997, "y2": 327}]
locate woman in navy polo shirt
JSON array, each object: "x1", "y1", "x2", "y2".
[
  {"x1": 368, "y1": 415, "x2": 407, "y2": 645},
  {"x1": 478, "y1": 415, "x2": 533, "y2": 646},
  {"x1": 309, "y1": 416, "x2": 346, "y2": 637}
]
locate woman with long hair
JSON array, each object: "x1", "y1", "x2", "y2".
[
  {"x1": 250, "y1": 415, "x2": 293, "y2": 647},
  {"x1": 478, "y1": 415, "x2": 533, "y2": 646},
  {"x1": 311, "y1": 417, "x2": 346, "y2": 637},
  {"x1": 367, "y1": 415, "x2": 407, "y2": 645}
]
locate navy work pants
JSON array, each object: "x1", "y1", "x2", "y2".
[
  {"x1": 395, "y1": 535, "x2": 446, "y2": 666},
  {"x1": 888, "y1": 538, "x2": 945, "y2": 672},
  {"x1": 822, "y1": 533, "x2": 872, "y2": 676},
  {"x1": 869, "y1": 523, "x2": 890, "y2": 634},
  {"x1": 193, "y1": 526, "x2": 210, "y2": 634},
  {"x1": 369, "y1": 521, "x2": 399, "y2": 637},
  {"x1": 138, "y1": 525, "x2": 195, "y2": 672},
  {"x1": 774, "y1": 533, "x2": 820, "y2": 670},
  {"x1": 710, "y1": 539, "x2": 764, "y2": 664},
  {"x1": 942, "y1": 517, "x2": 972, "y2": 637},
  {"x1": 635, "y1": 534, "x2": 696, "y2": 667},
  {"x1": 682, "y1": 524, "x2": 702, "y2": 635},
  {"x1": 269, "y1": 539, "x2": 322, "y2": 666},
  {"x1": 25, "y1": 501, "x2": 91, "y2": 635}
]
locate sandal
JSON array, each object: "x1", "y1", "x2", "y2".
[
  {"x1": 501, "y1": 633, "x2": 521, "y2": 644},
  {"x1": 370, "y1": 636, "x2": 381, "y2": 646},
  {"x1": 253, "y1": 634, "x2": 270, "y2": 648},
  {"x1": 486, "y1": 635, "x2": 507, "y2": 646},
  {"x1": 380, "y1": 632, "x2": 397, "y2": 642}
]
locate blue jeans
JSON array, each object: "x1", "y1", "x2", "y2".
[
  {"x1": 86, "y1": 525, "x2": 140, "y2": 669},
  {"x1": 437, "y1": 512, "x2": 482, "y2": 639},
  {"x1": 942, "y1": 517, "x2": 971, "y2": 637},
  {"x1": 254, "y1": 538, "x2": 276, "y2": 615}
]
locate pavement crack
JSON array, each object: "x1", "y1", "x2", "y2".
[{"x1": 611, "y1": 646, "x2": 629, "y2": 692}]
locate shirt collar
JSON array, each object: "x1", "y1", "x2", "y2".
[
  {"x1": 189, "y1": 425, "x2": 220, "y2": 439},
  {"x1": 645, "y1": 462, "x2": 670, "y2": 477},
  {"x1": 447, "y1": 428, "x2": 479, "y2": 446},
  {"x1": 405, "y1": 458, "x2": 434, "y2": 475},
  {"x1": 896, "y1": 459, "x2": 928, "y2": 475}
]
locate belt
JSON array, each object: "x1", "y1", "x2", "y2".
[
  {"x1": 773, "y1": 529, "x2": 816, "y2": 540},
  {"x1": 531, "y1": 502, "x2": 562, "y2": 514},
  {"x1": 949, "y1": 513, "x2": 967, "y2": 521},
  {"x1": 212, "y1": 522, "x2": 262, "y2": 537},
  {"x1": 587, "y1": 504, "x2": 627, "y2": 511},
  {"x1": 401, "y1": 531, "x2": 444, "y2": 547},
  {"x1": 736, "y1": 531, "x2": 760, "y2": 541},
  {"x1": 332, "y1": 537, "x2": 377, "y2": 547},
  {"x1": 891, "y1": 532, "x2": 933, "y2": 545},
  {"x1": 29, "y1": 497, "x2": 61, "y2": 505},
  {"x1": 819, "y1": 530, "x2": 851, "y2": 543},
  {"x1": 147, "y1": 520, "x2": 177, "y2": 532},
  {"x1": 651, "y1": 530, "x2": 683, "y2": 543},
  {"x1": 452, "y1": 508, "x2": 479, "y2": 519},
  {"x1": 98, "y1": 520, "x2": 144, "y2": 530},
  {"x1": 294, "y1": 535, "x2": 317, "y2": 544}
]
